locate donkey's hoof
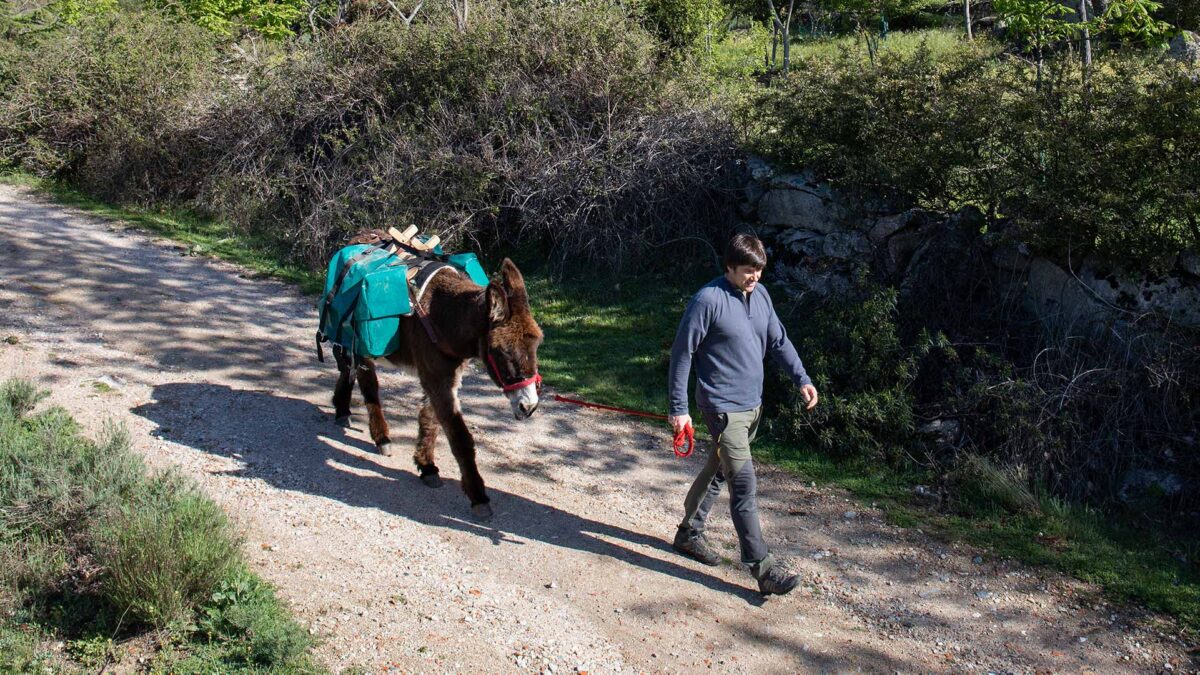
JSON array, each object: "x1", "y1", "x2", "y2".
[
  {"x1": 470, "y1": 503, "x2": 494, "y2": 521},
  {"x1": 377, "y1": 441, "x2": 395, "y2": 457},
  {"x1": 335, "y1": 415, "x2": 352, "y2": 428},
  {"x1": 420, "y1": 473, "x2": 443, "y2": 488}
]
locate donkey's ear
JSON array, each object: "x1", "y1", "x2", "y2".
[
  {"x1": 487, "y1": 284, "x2": 510, "y2": 324},
  {"x1": 497, "y1": 258, "x2": 526, "y2": 296}
]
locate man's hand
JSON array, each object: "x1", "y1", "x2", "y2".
[
  {"x1": 668, "y1": 414, "x2": 693, "y2": 434},
  {"x1": 800, "y1": 384, "x2": 820, "y2": 410}
]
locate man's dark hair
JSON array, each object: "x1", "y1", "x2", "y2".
[{"x1": 723, "y1": 233, "x2": 767, "y2": 271}]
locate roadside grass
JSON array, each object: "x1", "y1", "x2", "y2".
[
  {"x1": 522, "y1": 267, "x2": 711, "y2": 417},
  {"x1": 3, "y1": 174, "x2": 1196, "y2": 638},
  {"x1": 0, "y1": 377, "x2": 320, "y2": 673}
]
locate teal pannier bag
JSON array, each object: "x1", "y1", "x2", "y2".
[
  {"x1": 447, "y1": 252, "x2": 488, "y2": 287},
  {"x1": 409, "y1": 237, "x2": 489, "y2": 288},
  {"x1": 316, "y1": 244, "x2": 411, "y2": 361},
  {"x1": 315, "y1": 240, "x2": 490, "y2": 363}
]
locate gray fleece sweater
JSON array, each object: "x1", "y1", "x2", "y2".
[{"x1": 668, "y1": 276, "x2": 811, "y2": 416}]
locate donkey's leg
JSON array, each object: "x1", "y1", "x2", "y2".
[
  {"x1": 356, "y1": 359, "x2": 393, "y2": 455},
  {"x1": 424, "y1": 371, "x2": 491, "y2": 519},
  {"x1": 332, "y1": 346, "x2": 356, "y2": 427},
  {"x1": 414, "y1": 396, "x2": 442, "y2": 488}
]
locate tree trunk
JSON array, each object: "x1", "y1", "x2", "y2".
[
  {"x1": 965, "y1": 0, "x2": 973, "y2": 40},
  {"x1": 1079, "y1": 0, "x2": 1092, "y2": 82},
  {"x1": 782, "y1": 0, "x2": 795, "y2": 75}
]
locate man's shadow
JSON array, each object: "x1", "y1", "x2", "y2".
[{"x1": 132, "y1": 382, "x2": 761, "y2": 602}]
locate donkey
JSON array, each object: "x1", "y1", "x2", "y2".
[{"x1": 330, "y1": 231, "x2": 543, "y2": 520}]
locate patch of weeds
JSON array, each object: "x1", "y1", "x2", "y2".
[
  {"x1": 189, "y1": 568, "x2": 314, "y2": 670},
  {"x1": 67, "y1": 635, "x2": 115, "y2": 669},
  {"x1": 0, "y1": 621, "x2": 59, "y2": 672},
  {"x1": 1, "y1": 377, "x2": 48, "y2": 418},
  {"x1": 90, "y1": 380, "x2": 114, "y2": 394},
  {"x1": 519, "y1": 261, "x2": 712, "y2": 416},
  {"x1": 3, "y1": 335, "x2": 19, "y2": 345},
  {"x1": 0, "y1": 378, "x2": 321, "y2": 671}
]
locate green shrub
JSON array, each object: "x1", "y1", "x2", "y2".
[
  {"x1": 194, "y1": 569, "x2": 312, "y2": 667},
  {"x1": 947, "y1": 453, "x2": 1040, "y2": 516},
  {"x1": 0, "y1": 10, "x2": 219, "y2": 200},
  {"x1": 0, "y1": 378, "x2": 47, "y2": 420},
  {"x1": 741, "y1": 44, "x2": 1200, "y2": 267},
  {"x1": 641, "y1": 0, "x2": 728, "y2": 52},
  {"x1": 199, "y1": 5, "x2": 736, "y2": 270},
  {"x1": 96, "y1": 476, "x2": 240, "y2": 627},
  {"x1": 767, "y1": 284, "x2": 925, "y2": 464},
  {"x1": 1, "y1": 3, "x2": 737, "y2": 272},
  {"x1": 0, "y1": 379, "x2": 312, "y2": 669}
]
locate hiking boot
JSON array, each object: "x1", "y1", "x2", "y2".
[
  {"x1": 754, "y1": 561, "x2": 799, "y2": 596},
  {"x1": 672, "y1": 528, "x2": 721, "y2": 566}
]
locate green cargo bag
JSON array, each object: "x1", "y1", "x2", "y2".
[{"x1": 316, "y1": 244, "x2": 412, "y2": 361}]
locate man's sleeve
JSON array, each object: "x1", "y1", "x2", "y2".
[
  {"x1": 764, "y1": 289, "x2": 813, "y2": 387},
  {"x1": 667, "y1": 294, "x2": 712, "y2": 416}
]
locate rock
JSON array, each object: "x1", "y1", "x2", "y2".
[
  {"x1": 868, "y1": 210, "x2": 919, "y2": 244},
  {"x1": 918, "y1": 419, "x2": 961, "y2": 447},
  {"x1": 743, "y1": 181, "x2": 766, "y2": 209},
  {"x1": 96, "y1": 374, "x2": 126, "y2": 390},
  {"x1": 758, "y1": 183, "x2": 842, "y2": 234},
  {"x1": 1024, "y1": 257, "x2": 1105, "y2": 334},
  {"x1": 843, "y1": 511, "x2": 858, "y2": 520},
  {"x1": 776, "y1": 227, "x2": 824, "y2": 257},
  {"x1": 747, "y1": 154, "x2": 775, "y2": 182},
  {"x1": 972, "y1": 556, "x2": 983, "y2": 564},
  {"x1": 1179, "y1": 250, "x2": 1200, "y2": 278},
  {"x1": 975, "y1": 591, "x2": 993, "y2": 600},
  {"x1": 1118, "y1": 469, "x2": 1185, "y2": 503},
  {"x1": 1075, "y1": 257, "x2": 1200, "y2": 329},
  {"x1": 772, "y1": 262, "x2": 854, "y2": 298},
  {"x1": 991, "y1": 242, "x2": 1032, "y2": 273},
  {"x1": 881, "y1": 227, "x2": 930, "y2": 278},
  {"x1": 1168, "y1": 31, "x2": 1200, "y2": 64},
  {"x1": 822, "y1": 231, "x2": 870, "y2": 259}
]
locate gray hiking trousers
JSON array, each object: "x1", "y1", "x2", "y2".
[{"x1": 679, "y1": 406, "x2": 774, "y2": 573}]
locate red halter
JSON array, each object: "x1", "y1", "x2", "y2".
[{"x1": 486, "y1": 350, "x2": 542, "y2": 393}]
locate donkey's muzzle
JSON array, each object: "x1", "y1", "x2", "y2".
[{"x1": 518, "y1": 400, "x2": 539, "y2": 419}]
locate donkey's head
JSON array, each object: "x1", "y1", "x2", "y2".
[{"x1": 482, "y1": 259, "x2": 543, "y2": 420}]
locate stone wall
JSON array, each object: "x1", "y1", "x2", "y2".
[{"x1": 742, "y1": 157, "x2": 1200, "y2": 335}]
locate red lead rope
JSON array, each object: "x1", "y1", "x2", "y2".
[{"x1": 551, "y1": 394, "x2": 695, "y2": 457}]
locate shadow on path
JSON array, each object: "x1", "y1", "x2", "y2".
[{"x1": 132, "y1": 382, "x2": 764, "y2": 603}]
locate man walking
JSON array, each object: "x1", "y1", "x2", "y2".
[{"x1": 667, "y1": 233, "x2": 819, "y2": 595}]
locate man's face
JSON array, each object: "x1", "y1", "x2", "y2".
[{"x1": 725, "y1": 264, "x2": 763, "y2": 293}]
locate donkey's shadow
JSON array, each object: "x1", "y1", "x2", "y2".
[{"x1": 132, "y1": 382, "x2": 761, "y2": 602}]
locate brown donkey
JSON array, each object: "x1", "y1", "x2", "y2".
[{"x1": 330, "y1": 236, "x2": 543, "y2": 520}]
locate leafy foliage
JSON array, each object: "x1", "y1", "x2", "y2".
[
  {"x1": 642, "y1": 0, "x2": 729, "y2": 51},
  {"x1": 766, "y1": 284, "x2": 926, "y2": 464},
  {"x1": 0, "y1": 379, "x2": 314, "y2": 670},
  {"x1": 742, "y1": 43, "x2": 1200, "y2": 265},
  {"x1": 0, "y1": 10, "x2": 218, "y2": 197},
  {"x1": 148, "y1": 0, "x2": 308, "y2": 39}
]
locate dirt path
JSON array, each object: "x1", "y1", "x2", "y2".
[{"x1": 0, "y1": 184, "x2": 1193, "y2": 674}]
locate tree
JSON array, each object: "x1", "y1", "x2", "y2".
[
  {"x1": 994, "y1": 0, "x2": 1074, "y2": 88},
  {"x1": 643, "y1": 0, "x2": 728, "y2": 53},
  {"x1": 764, "y1": 0, "x2": 796, "y2": 73},
  {"x1": 149, "y1": 0, "x2": 307, "y2": 39},
  {"x1": 1097, "y1": 0, "x2": 1174, "y2": 47}
]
